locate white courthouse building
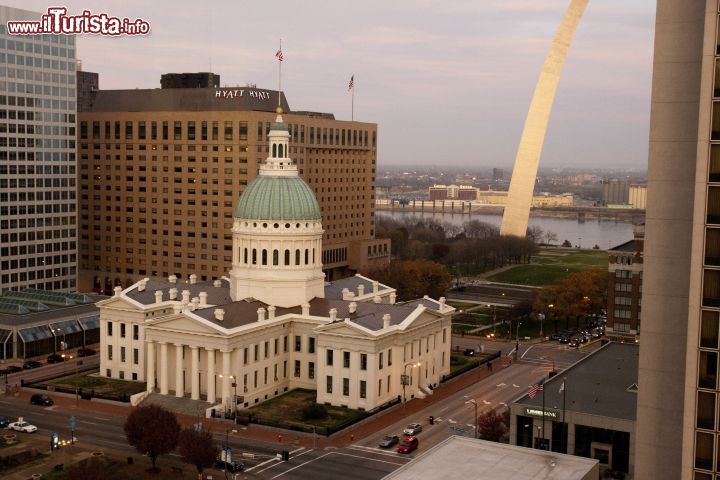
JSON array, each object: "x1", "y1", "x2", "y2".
[{"x1": 97, "y1": 108, "x2": 452, "y2": 411}]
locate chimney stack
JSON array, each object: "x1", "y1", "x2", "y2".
[
  {"x1": 138, "y1": 278, "x2": 149, "y2": 292},
  {"x1": 113, "y1": 286, "x2": 122, "y2": 297},
  {"x1": 189, "y1": 274, "x2": 197, "y2": 285},
  {"x1": 154, "y1": 290, "x2": 163, "y2": 304},
  {"x1": 383, "y1": 314, "x2": 391, "y2": 329},
  {"x1": 373, "y1": 295, "x2": 382, "y2": 304},
  {"x1": 329, "y1": 308, "x2": 338, "y2": 321},
  {"x1": 268, "y1": 306, "x2": 276, "y2": 319},
  {"x1": 181, "y1": 290, "x2": 191, "y2": 304},
  {"x1": 372, "y1": 281, "x2": 379, "y2": 293},
  {"x1": 348, "y1": 302, "x2": 357, "y2": 314},
  {"x1": 302, "y1": 303, "x2": 311, "y2": 316},
  {"x1": 389, "y1": 292, "x2": 397, "y2": 304},
  {"x1": 213, "y1": 279, "x2": 222, "y2": 288},
  {"x1": 358, "y1": 284, "x2": 365, "y2": 296},
  {"x1": 169, "y1": 288, "x2": 178, "y2": 300},
  {"x1": 199, "y1": 292, "x2": 208, "y2": 307},
  {"x1": 257, "y1": 307, "x2": 266, "y2": 322},
  {"x1": 439, "y1": 297, "x2": 446, "y2": 309},
  {"x1": 214, "y1": 309, "x2": 225, "y2": 321},
  {"x1": 168, "y1": 275, "x2": 177, "y2": 284},
  {"x1": 191, "y1": 297, "x2": 200, "y2": 310}
]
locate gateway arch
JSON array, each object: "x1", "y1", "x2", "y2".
[{"x1": 499, "y1": 0, "x2": 589, "y2": 237}]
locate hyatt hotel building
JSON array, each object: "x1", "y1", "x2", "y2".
[{"x1": 77, "y1": 73, "x2": 389, "y2": 293}]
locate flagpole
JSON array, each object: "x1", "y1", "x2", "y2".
[
  {"x1": 278, "y1": 38, "x2": 282, "y2": 109},
  {"x1": 541, "y1": 380, "x2": 545, "y2": 450},
  {"x1": 351, "y1": 74, "x2": 355, "y2": 121},
  {"x1": 562, "y1": 377, "x2": 567, "y2": 453}
]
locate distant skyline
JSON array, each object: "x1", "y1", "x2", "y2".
[{"x1": 10, "y1": 1, "x2": 655, "y2": 168}]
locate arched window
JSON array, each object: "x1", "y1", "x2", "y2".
[
  {"x1": 295, "y1": 249, "x2": 301, "y2": 265},
  {"x1": 284, "y1": 249, "x2": 290, "y2": 265},
  {"x1": 273, "y1": 249, "x2": 279, "y2": 266},
  {"x1": 305, "y1": 249, "x2": 309, "y2": 265},
  {"x1": 272, "y1": 144, "x2": 277, "y2": 158},
  {"x1": 313, "y1": 248, "x2": 316, "y2": 264},
  {"x1": 278, "y1": 144, "x2": 284, "y2": 157},
  {"x1": 243, "y1": 248, "x2": 248, "y2": 264},
  {"x1": 252, "y1": 249, "x2": 257, "y2": 265},
  {"x1": 262, "y1": 249, "x2": 268, "y2": 265}
]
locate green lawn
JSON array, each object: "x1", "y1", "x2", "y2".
[
  {"x1": 241, "y1": 388, "x2": 367, "y2": 430},
  {"x1": 48, "y1": 374, "x2": 146, "y2": 397},
  {"x1": 487, "y1": 248, "x2": 606, "y2": 286}
]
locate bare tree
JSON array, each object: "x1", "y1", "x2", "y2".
[{"x1": 543, "y1": 231, "x2": 558, "y2": 246}]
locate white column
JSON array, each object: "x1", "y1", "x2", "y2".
[
  {"x1": 175, "y1": 344, "x2": 184, "y2": 398},
  {"x1": 191, "y1": 346, "x2": 200, "y2": 400},
  {"x1": 207, "y1": 348, "x2": 216, "y2": 403},
  {"x1": 159, "y1": 342, "x2": 168, "y2": 395},
  {"x1": 146, "y1": 341, "x2": 155, "y2": 392},
  {"x1": 222, "y1": 350, "x2": 231, "y2": 406}
]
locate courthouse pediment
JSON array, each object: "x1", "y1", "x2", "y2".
[{"x1": 145, "y1": 313, "x2": 227, "y2": 336}]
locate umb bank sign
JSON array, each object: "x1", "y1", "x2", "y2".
[
  {"x1": 525, "y1": 407, "x2": 558, "y2": 419},
  {"x1": 215, "y1": 89, "x2": 273, "y2": 101}
]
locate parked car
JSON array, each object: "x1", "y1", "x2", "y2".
[
  {"x1": 550, "y1": 333, "x2": 562, "y2": 341},
  {"x1": 397, "y1": 436, "x2": 419, "y2": 454},
  {"x1": 0, "y1": 416, "x2": 9, "y2": 428},
  {"x1": 77, "y1": 347, "x2": 96, "y2": 357},
  {"x1": 214, "y1": 459, "x2": 244, "y2": 472},
  {"x1": 30, "y1": 394, "x2": 54, "y2": 406},
  {"x1": 46, "y1": 354, "x2": 63, "y2": 364},
  {"x1": 379, "y1": 434, "x2": 400, "y2": 448},
  {"x1": 403, "y1": 423, "x2": 423, "y2": 436},
  {"x1": 463, "y1": 348, "x2": 476, "y2": 357},
  {"x1": 0, "y1": 365, "x2": 21, "y2": 374},
  {"x1": 8, "y1": 420, "x2": 37, "y2": 433},
  {"x1": 23, "y1": 360, "x2": 43, "y2": 370}
]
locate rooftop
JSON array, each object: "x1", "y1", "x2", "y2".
[
  {"x1": 0, "y1": 289, "x2": 104, "y2": 326},
  {"x1": 516, "y1": 342, "x2": 638, "y2": 421},
  {"x1": 383, "y1": 436, "x2": 598, "y2": 480},
  {"x1": 609, "y1": 239, "x2": 635, "y2": 252}
]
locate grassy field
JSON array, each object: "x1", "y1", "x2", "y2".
[
  {"x1": 487, "y1": 248, "x2": 606, "y2": 286},
  {"x1": 48, "y1": 374, "x2": 146, "y2": 397},
  {"x1": 241, "y1": 388, "x2": 367, "y2": 429}
]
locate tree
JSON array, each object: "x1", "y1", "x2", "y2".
[
  {"x1": 561, "y1": 239, "x2": 572, "y2": 247},
  {"x1": 477, "y1": 409, "x2": 507, "y2": 442},
  {"x1": 124, "y1": 404, "x2": 181, "y2": 472},
  {"x1": 533, "y1": 268, "x2": 608, "y2": 321},
  {"x1": 543, "y1": 231, "x2": 558, "y2": 246},
  {"x1": 365, "y1": 259, "x2": 451, "y2": 300},
  {"x1": 526, "y1": 225, "x2": 544, "y2": 244},
  {"x1": 178, "y1": 427, "x2": 217, "y2": 477}
]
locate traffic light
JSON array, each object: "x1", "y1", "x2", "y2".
[{"x1": 51, "y1": 432, "x2": 59, "y2": 451}]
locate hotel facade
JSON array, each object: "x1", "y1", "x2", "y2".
[{"x1": 77, "y1": 74, "x2": 389, "y2": 294}]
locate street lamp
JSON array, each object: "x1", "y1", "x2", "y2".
[
  {"x1": 218, "y1": 374, "x2": 238, "y2": 417},
  {"x1": 514, "y1": 321, "x2": 522, "y2": 362},
  {"x1": 52, "y1": 327, "x2": 67, "y2": 354},
  {"x1": 223, "y1": 428, "x2": 238, "y2": 475},
  {"x1": 487, "y1": 304, "x2": 497, "y2": 335},
  {"x1": 401, "y1": 362, "x2": 421, "y2": 404},
  {"x1": 465, "y1": 399, "x2": 478, "y2": 439},
  {"x1": 541, "y1": 304, "x2": 553, "y2": 338}
]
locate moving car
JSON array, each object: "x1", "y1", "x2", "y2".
[
  {"x1": 46, "y1": 354, "x2": 63, "y2": 364},
  {"x1": 0, "y1": 416, "x2": 9, "y2": 428},
  {"x1": 23, "y1": 360, "x2": 43, "y2": 370},
  {"x1": 397, "y1": 436, "x2": 419, "y2": 454},
  {"x1": 8, "y1": 419, "x2": 37, "y2": 433},
  {"x1": 463, "y1": 348, "x2": 476, "y2": 357},
  {"x1": 0, "y1": 365, "x2": 21, "y2": 374},
  {"x1": 214, "y1": 459, "x2": 244, "y2": 472},
  {"x1": 77, "y1": 347, "x2": 96, "y2": 357},
  {"x1": 403, "y1": 423, "x2": 422, "y2": 436},
  {"x1": 379, "y1": 435, "x2": 400, "y2": 448},
  {"x1": 30, "y1": 394, "x2": 54, "y2": 406}
]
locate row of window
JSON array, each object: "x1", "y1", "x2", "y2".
[
  {"x1": 106, "y1": 322, "x2": 139, "y2": 340},
  {"x1": 326, "y1": 376, "x2": 369, "y2": 398},
  {"x1": 242, "y1": 247, "x2": 316, "y2": 267},
  {"x1": 107, "y1": 345, "x2": 139, "y2": 364}
]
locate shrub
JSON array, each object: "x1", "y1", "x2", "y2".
[{"x1": 301, "y1": 403, "x2": 328, "y2": 421}]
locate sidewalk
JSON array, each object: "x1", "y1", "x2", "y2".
[{"x1": 4, "y1": 361, "x2": 508, "y2": 451}]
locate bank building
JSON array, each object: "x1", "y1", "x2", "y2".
[{"x1": 97, "y1": 108, "x2": 452, "y2": 412}]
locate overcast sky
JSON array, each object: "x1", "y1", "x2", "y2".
[{"x1": 13, "y1": 0, "x2": 656, "y2": 169}]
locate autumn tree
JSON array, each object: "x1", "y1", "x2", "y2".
[
  {"x1": 533, "y1": 268, "x2": 608, "y2": 321},
  {"x1": 124, "y1": 404, "x2": 181, "y2": 473},
  {"x1": 178, "y1": 427, "x2": 217, "y2": 477},
  {"x1": 365, "y1": 259, "x2": 451, "y2": 300},
  {"x1": 477, "y1": 409, "x2": 507, "y2": 442}
]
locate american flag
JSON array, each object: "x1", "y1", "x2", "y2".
[
  {"x1": 348, "y1": 75, "x2": 354, "y2": 91},
  {"x1": 528, "y1": 384, "x2": 544, "y2": 399},
  {"x1": 275, "y1": 49, "x2": 284, "y2": 62}
]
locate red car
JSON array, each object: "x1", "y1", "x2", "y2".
[{"x1": 397, "y1": 436, "x2": 418, "y2": 454}]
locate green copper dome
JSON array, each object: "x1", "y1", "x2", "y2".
[{"x1": 234, "y1": 175, "x2": 321, "y2": 221}]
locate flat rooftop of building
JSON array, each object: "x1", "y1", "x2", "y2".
[
  {"x1": 383, "y1": 436, "x2": 598, "y2": 480},
  {"x1": 516, "y1": 342, "x2": 638, "y2": 421},
  {"x1": 0, "y1": 289, "x2": 104, "y2": 326}
]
